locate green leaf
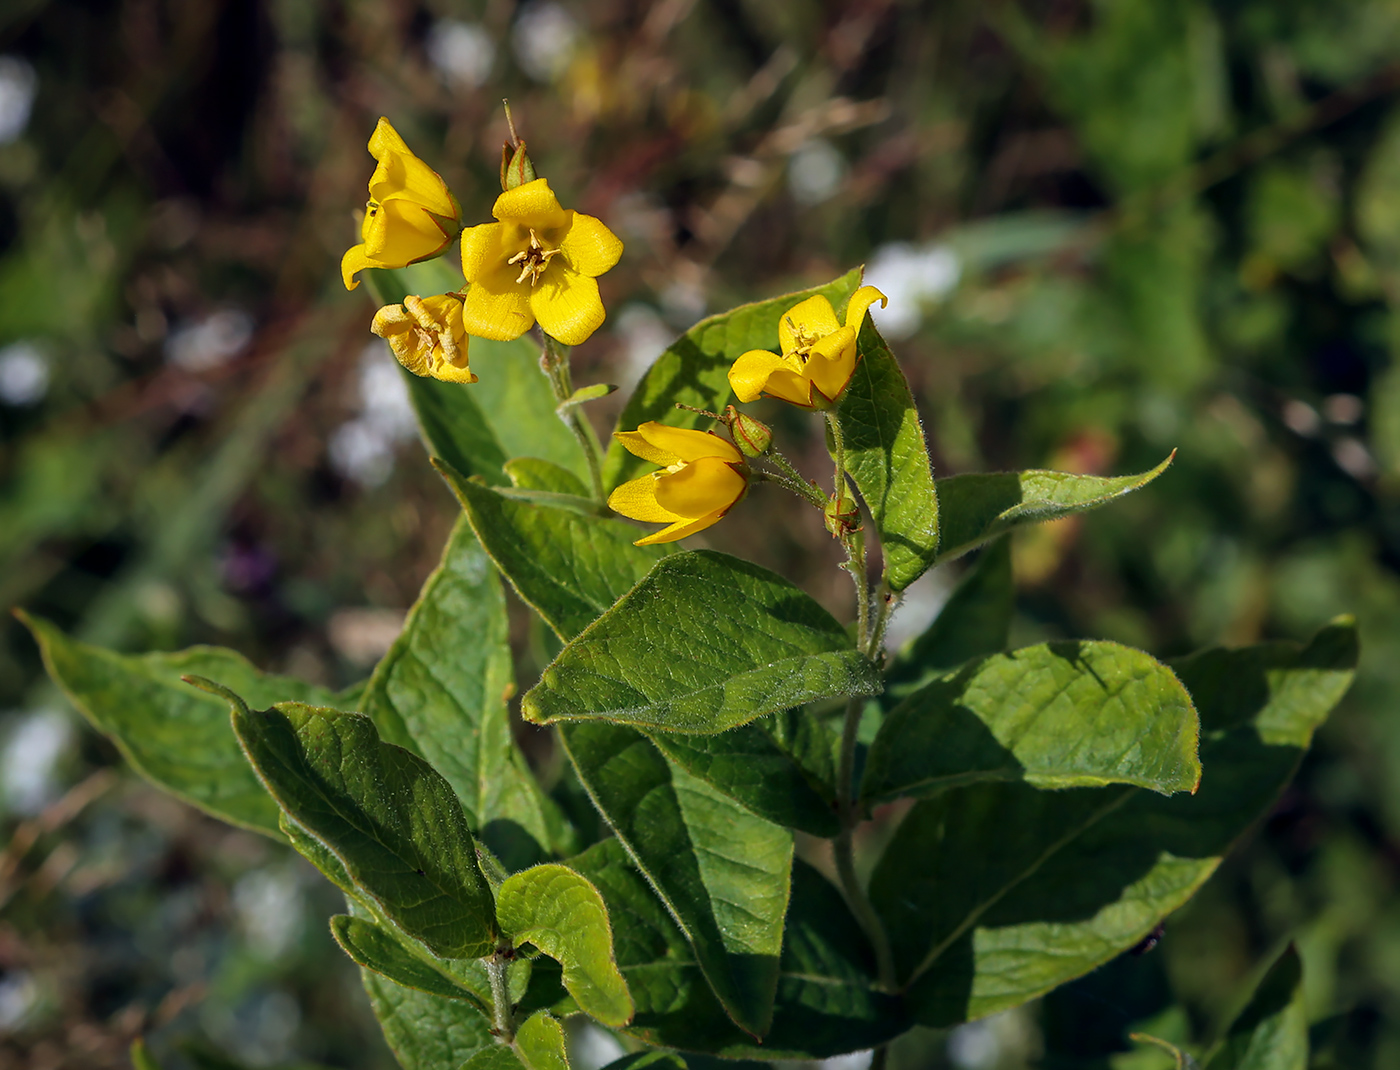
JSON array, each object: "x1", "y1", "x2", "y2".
[
  {"x1": 224, "y1": 694, "x2": 497, "y2": 959},
  {"x1": 603, "y1": 269, "x2": 862, "y2": 490},
  {"x1": 869, "y1": 620, "x2": 1356, "y2": 1028},
  {"x1": 571, "y1": 838, "x2": 906, "y2": 1059},
  {"x1": 515, "y1": 1011, "x2": 571, "y2": 1070},
  {"x1": 647, "y1": 722, "x2": 839, "y2": 836},
  {"x1": 1204, "y1": 945, "x2": 1307, "y2": 1070},
  {"x1": 506, "y1": 457, "x2": 589, "y2": 497},
  {"x1": 129, "y1": 1039, "x2": 163, "y2": 1070},
  {"x1": 837, "y1": 317, "x2": 939, "y2": 590},
  {"x1": 560, "y1": 725, "x2": 793, "y2": 1038},
  {"x1": 331, "y1": 914, "x2": 488, "y2": 1009},
  {"x1": 496, "y1": 863, "x2": 634, "y2": 1027},
  {"x1": 523, "y1": 550, "x2": 882, "y2": 734},
  {"x1": 19, "y1": 611, "x2": 339, "y2": 838},
  {"x1": 357, "y1": 515, "x2": 568, "y2": 868},
  {"x1": 886, "y1": 537, "x2": 1013, "y2": 697},
  {"x1": 460, "y1": 1047, "x2": 528, "y2": 1070},
  {"x1": 559, "y1": 382, "x2": 617, "y2": 412},
  {"x1": 599, "y1": 1054, "x2": 688, "y2": 1070},
  {"x1": 441, "y1": 465, "x2": 668, "y2": 642},
  {"x1": 361, "y1": 969, "x2": 496, "y2": 1070},
  {"x1": 404, "y1": 372, "x2": 511, "y2": 486},
  {"x1": 933, "y1": 453, "x2": 1175, "y2": 565},
  {"x1": 862, "y1": 640, "x2": 1201, "y2": 808}
]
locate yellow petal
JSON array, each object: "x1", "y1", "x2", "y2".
[
  {"x1": 559, "y1": 212, "x2": 623, "y2": 277},
  {"x1": 636, "y1": 422, "x2": 741, "y2": 464},
  {"x1": 461, "y1": 268, "x2": 534, "y2": 341},
  {"x1": 368, "y1": 117, "x2": 411, "y2": 157},
  {"x1": 531, "y1": 270, "x2": 605, "y2": 346},
  {"x1": 729, "y1": 349, "x2": 797, "y2": 403},
  {"x1": 608, "y1": 474, "x2": 684, "y2": 524},
  {"x1": 778, "y1": 295, "x2": 840, "y2": 355},
  {"x1": 654, "y1": 457, "x2": 746, "y2": 518},
  {"x1": 843, "y1": 285, "x2": 888, "y2": 331},
  {"x1": 492, "y1": 178, "x2": 565, "y2": 226},
  {"x1": 371, "y1": 304, "x2": 431, "y2": 376},
  {"x1": 635, "y1": 511, "x2": 727, "y2": 545},
  {"x1": 342, "y1": 243, "x2": 376, "y2": 290},
  {"x1": 367, "y1": 119, "x2": 457, "y2": 219},
  {"x1": 431, "y1": 359, "x2": 477, "y2": 384},
  {"x1": 459, "y1": 222, "x2": 506, "y2": 283},
  {"x1": 361, "y1": 200, "x2": 450, "y2": 264},
  {"x1": 613, "y1": 431, "x2": 678, "y2": 467},
  {"x1": 806, "y1": 326, "x2": 857, "y2": 403}
]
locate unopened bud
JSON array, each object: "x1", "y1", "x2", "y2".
[
  {"x1": 724, "y1": 405, "x2": 772, "y2": 457},
  {"x1": 500, "y1": 140, "x2": 538, "y2": 191},
  {"x1": 824, "y1": 492, "x2": 861, "y2": 539}
]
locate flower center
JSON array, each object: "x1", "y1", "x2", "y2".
[
  {"x1": 507, "y1": 228, "x2": 562, "y2": 287},
  {"x1": 784, "y1": 316, "x2": 823, "y2": 362}
]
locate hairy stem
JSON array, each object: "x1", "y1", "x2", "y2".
[
  {"x1": 540, "y1": 333, "x2": 606, "y2": 502},
  {"x1": 486, "y1": 953, "x2": 515, "y2": 1041},
  {"x1": 762, "y1": 450, "x2": 828, "y2": 509}
]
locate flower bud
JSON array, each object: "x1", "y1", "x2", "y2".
[
  {"x1": 724, "y1": 405, "x2": 772, "y2": 457},
  {"x1": 500, "y1": 140, "x2": 538, "y2": 191},
  {"x1": 824, "y1": 492, "x2": 861, "y2": 539}
]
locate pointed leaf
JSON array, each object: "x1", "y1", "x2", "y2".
[
  {"x1": 886, "y1": 537, "x2": 1013, "y2": 697},
  {"x1": 358, "y1": 516, "x2": 568, "y2": 868},
  {"x1": 558, "y1": 382, "x2": 617, "y2": 412},
  {"x1": 560, "y1": 724, "x2": 793, "y2": 1038},
  {"x1": 571, "y1": 839, "x2": 906, "y2": 1059},
  {"x1": 869, "y1": 620, "x2": 1356, "y2": 1028},
  {"x1": 496, "y1": 863, "x2": 633, "y2": 1027},
  {"x1": 19, "y1": 611, "x2": 339, "y2": 837},
  {"x1": 523, "y1": 550, "x2": 882, "y2": 734},
  {"x1": 1203, "y1": 945, "x2": 1307, "y2": 1070},
  {"x1": 603, "y1": 269, "x2": 862, "y2": 490},
  {"x1": 837, "y1": 317, "x2": 939, "y2": 590},
  {"x1": 862, "y1": 640, "x2": 1201, "y2": 808},
  {"x1": 506, "y1": 458, "x2": 589, "y2": 497},
  {"x1": 441, "y1": 465, "x2": 668, "y2": 642},
  {"x1": 515, "y1": 1011, "x2": 570, "y2": 1070},
  {"x1": 224, "y1": 694, "x2": 497, "y2": 959},
  {"x1": 933, "y1": 453, "x2": 1175, "y2": 565},
  {"x1": 331, "y1": 914, "x2": 488, "y2": 1009}
]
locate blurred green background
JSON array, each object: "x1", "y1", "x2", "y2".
[{"x1": 3, "y1": 0, "x2": 1400, "y2": 1067}]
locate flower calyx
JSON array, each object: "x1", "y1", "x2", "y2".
[
  {"x1": 500, "y1": 139, "x2": 538, "y2": 191},
  {"x1": 722, "y1": 405, "x2": 773, "y2": 458},
  {"x1": 608, "y1": 421, "x2": 750, "y2": 545},
  {"x1": 824, "y1": 488, "x2": 862, "y2": 540}
]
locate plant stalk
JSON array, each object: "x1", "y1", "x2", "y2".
[
  {"x1": 540, "y1": 333, "x2": 606, "y2": 502},
  {"x1": 486, "y1": 953, "x2": 515, "y2": 1041}
]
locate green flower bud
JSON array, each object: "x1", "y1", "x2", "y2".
[
  {"x1": 724, "y1": 405, "x2": 772, "y2": 457},
  {"x1": 500, "y1": 140, "x2": 538, "y2": 191}
]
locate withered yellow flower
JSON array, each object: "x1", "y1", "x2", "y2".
[
  {"x1": 728, "y1": 286, "x2": 887, "y2": 410},
  {"x1": 342, "y1": 118, "x2": 462, "y2": 291},
  {"x1": 608, "y1": 422, "x2": 748, "y2": 545},
  {"x1": 371, "y1": 294, "x2": 476, "y2": 383},
  {"x1": 459, "y1": 178, "x2": 622, "y2": 346}
]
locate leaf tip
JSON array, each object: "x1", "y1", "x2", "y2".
[{"x1": 182, "y1": 675, "x2": 249, "y2": 714}]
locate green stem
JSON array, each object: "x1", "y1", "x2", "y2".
[
  {"x1": 826, "y1": 410, "x2": 846, "y2": 500},
  {"x1": 540, "y1": 333, "x2": 606, "y2": 502},
  {"x1": 865, "y1": 578, "x2": 895, "y2": 661},
  {"x1": 486, "y1": 953, "x2": 515, "y2": 1041},
  {"x1": 763, "y1": 450, "x2": 828, "y2": 509}
]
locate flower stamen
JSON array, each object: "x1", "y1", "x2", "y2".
[{"x1": 506, "y1": 228, "x2": 562, "y2": 287}]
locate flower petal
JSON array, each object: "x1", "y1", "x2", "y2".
[
  {"x1": 559, "y1": 212, "x2": 624, "y2": 277},
  {"x1": 654, "y1": 457, "x2": 746, "y2": 518},
  {"x1": 806, "y1": 326, "x2": 857, "y2": 402},
  {"x1": 608, "y1": 474, "x2": 684, "y2": 524},
  {"x1": 613, "y1": 431, "x2": 678, "y2": 467},
  {"x1": 635, "y1": 511, "x2": 726, "y2": 546},
  {"x1": 460, "y1": 222, "x2": 507, "y2": 283},
  {"x1": 730, "y1": 349, "x2": 795, "y2": 403},
  {"x1": 843, "y1": 285, "x2": 888, "y2": 331},
  {"x1": 367, "y1": 119, "x2": 457, "y2": 220},
  {"x1": 342, "y1": 243, "x2": 376, "y2": 290},
  {"x1": 531, "y1": 270, "x2": 606, "y2": 346},
  {"x1": 492, "y1": 178, "x2": 565, "y2": 226},
  {"x1": 363, "y1": 200, "x2": 450, "y2": 264},
  {"x1": 461, "y1": 269, "x2": 534, "y2": 341},
  {"x1": 778, "y1": 295, "x2": 840, "y2": 355},
  {"x1": 637, "y1": 422, "x2": 741, "y2": 464}
]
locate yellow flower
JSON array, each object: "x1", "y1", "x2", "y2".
[
  {"x1": 342, "y1": 118, "x2": 462, "y2": 291},
  {"x1": 608, "y1": 422, "x2": 748, "y2": 545},
  {"x1": 459, "y1": 178, "x2": 623, "y2": 347},
  {"x1": 371, "y1": 294, "x2": 476, "y2": 383},
  {"x1": 728, "y1": 286, "x2": 888, "y2": 409}
]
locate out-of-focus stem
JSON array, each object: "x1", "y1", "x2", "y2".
[
  {"x1": 540, "y1": 333, "x2": 605, "y2": 502},
  {"x1": 486, "y1": 953, "x2": 515, "y2": 1041}
]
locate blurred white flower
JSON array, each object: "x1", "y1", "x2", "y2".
[
  {"x1": 863, "y1": 242, "x2": 962, "y2": 339},
  {"x1": 512, "y1": 2, "x2": 580, "y2": 82},
  {"x1": 0, "y1": 56, "x2": 36, "y2": 145},
  {"x1": 330, "y1": 341, "x2": 418, "y2": 487},
  {"x1": 788, "y1": 138, "x2": 846, "y2": 206},
  {"x1": 233, "y1": 864, "x2": 305, "y2": 959},
  {"x1": 0, "y1": 970, "x2": 39, "y2": 1031},
  {"x1": 165, "y1": 310, "x2": 254, "y2": 371},
  {"x1": 569, "y1": 1023, "x2": 626, "y2": 1070},
  {"x1": 615, "y1": 304, "x2": 672, "y2": 387},
  {"x1": 426, "y1": 20, "x2": 496, "y2": 89},
  {"x1": 0, "y1": 341, "x2": 48, "y2": 405},
  {"x1": 2, "y1": 709, "x2": 73, "y2": 816},
  {"x1": 882, "y1": 566, "x2": 955, "y2": 653}
]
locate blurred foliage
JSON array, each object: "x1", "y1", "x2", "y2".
[{"x1": 4, "y1": 0, "x2": 1400, "y2": 1067}]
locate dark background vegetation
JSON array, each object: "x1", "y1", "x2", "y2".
[{"x1": 3, "y1": 0, "x2": 1400, "y2": 1067}]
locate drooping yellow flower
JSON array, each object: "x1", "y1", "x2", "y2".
[
  {"x1": 459, "y1": 178, "x2": 622, "y2": 347},
  {"x1": 608, "y1": 422, "x2": 748, "y2": 545},
  {"x1": 371, "y1": 294, "x2": 476, "y2": 383},
  {"x1": 728, "y1": 286, "x2": 888, "y2": 409},
  {"x1": 342, "y1": 118, "x2": 462, "y2": 291}
]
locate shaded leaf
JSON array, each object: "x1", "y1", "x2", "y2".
[
  {"x1": 523, "y1": 550, "x2": 882, "y2": 734},
  {"x1": 862, "y1": 640, "x2": 1201, "y2": 808},
  {"x1": 515, "y1": 1011, "x2": 570, "y2": 1070},
  {"x1": 604, "y1": 269, "x2": 862, "y2": 490},
  {"x1": 599, "y1": 1054, "x2": 688, "y2": 1070},
  {"x1": 506, "y1": 457, "x2": 589, "y2": 497},
  {"x1": 1203, "y1": 945, "x2": 1307, "y2": 1070},
  {"x1": 837, "y1": 317, "x2": 939, "y2": 590},
  {"x1": 497, "y1": 864, "x2": 634, "y2": 1026},
  {"x1": 869, "y1": 621, "x2": 1356, "y2": 1027},
  {"x1": 19, "y1": 611, "x2": 338, "y2": 838},
  {"x1": 933, "y1": 453, "x2": 1175, "y2": 565},
  {"x1": 224, "y1": 693, "x2": 497, "y2": 959},
  {"x1": 331, "y1": 914, "x2": 488, "y2": 1010}
]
